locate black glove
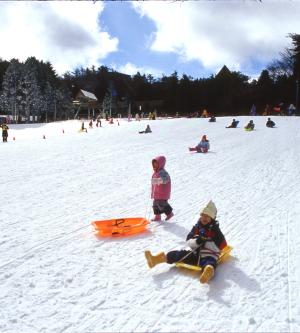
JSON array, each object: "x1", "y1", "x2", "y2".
[{"x1": 196, "y1": 235, "x2": 209, "y2": 245}]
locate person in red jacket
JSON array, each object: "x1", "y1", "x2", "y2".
[
  {"x1": 145, "y1": 200, "x2": 227, "y2": 283},
  {"x1": 151, "y1": 156, "x2": 173, "y2": 221}
]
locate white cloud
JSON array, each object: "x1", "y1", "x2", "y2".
[
  {"x1": 132, "y1": 0, "x2": 300, "y2": 76},
  {"x1": 113, "y1": 62, "x2": 163, "y2": 78},
  {"x1": 0, "y1": 1, "x2": 118, "y2": 75}
]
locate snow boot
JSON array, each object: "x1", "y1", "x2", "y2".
[
  {"x1": 165, "y1": 212, "x2": 174, "y2": 221},
  {"x1": 199, "y1": 265, "x2": 215, "y2": 283},
  {"x1": 151, "y1": 214, "x2": 161, "y2": 221},
  {"x1": 145, "y1": 251, "x2": 166, "y2": 268}
]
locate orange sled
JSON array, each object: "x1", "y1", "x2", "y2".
[{"x1": 92, "y1": 217, "x2": 149, "y2": 237}]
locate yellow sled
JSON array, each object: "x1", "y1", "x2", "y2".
[{"x1": 175, "y1": 245, "x2": 233, "y2": 271}]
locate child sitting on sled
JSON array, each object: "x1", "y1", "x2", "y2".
[
  {"x1": 151, "y1": 156, "x2": 174, "y2": 221},
  {"x1": 139, "y1": 124, "x2": 152, "y2": 134},
  {"x1": 145, "y1": 200, "x2": 227, "y2": 283},
  {"x1": 226, "y1": 119, "x2": 239, "y2": 128},
  {"x1": 196, "y1": 135, "x2": 210, "y2": 153},
  {"x1": 244, "y1": 120, "x2": 255, "y2": 130},
  {"x1": 266, "y1": 118, "x2": 275, "y2": 128}
]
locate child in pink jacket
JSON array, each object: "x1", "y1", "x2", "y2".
[{"x1": 151, "y1": 156, "x2": 173, "y2": 221}]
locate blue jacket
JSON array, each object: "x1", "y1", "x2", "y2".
[{"x1": 196, "y1": 140, "x2": 210, "y2": 150}]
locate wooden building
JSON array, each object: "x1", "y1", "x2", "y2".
[{"x1": 73, "y1": 89, "x2": 99, "y2": 119}]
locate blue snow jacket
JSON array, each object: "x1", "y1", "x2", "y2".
[{"x1": 196, "y1": 140, "x2": 210, "y2": 151}]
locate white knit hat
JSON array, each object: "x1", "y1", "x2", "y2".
[{"x1": 200, "y1": 200, "x2": 217, "y2": 219}]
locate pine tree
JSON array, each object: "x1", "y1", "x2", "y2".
[
  {"x1": 42, "y1": 82, "x2": 55, "y2": 122},
  {"x1": 21, "y1": 58, "x2": 44, "y2": 121},
  {"x1": 56, "y1": 85, "x2": 73, "y2": 120},
  {"x1": 0, "y1": 59, "x2": 23, "y2": 121},
  {"x1": 102, "y1": 92, "x2": 111, "y2": 116}
]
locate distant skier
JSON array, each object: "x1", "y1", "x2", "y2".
[
  {"x1": 151, "y1": 156, "x2": 173, "y2": 222},
  {"x1": 201, "y1": 109, "x2": 209, "y2": 118},
  {"x1": 250, "y1": 104, "x2": 256, "y2": 116},
  {"x1": 244, "y1": 120, "x2": 255, "y2": 131},
  {"x1": 262, "y1": 104, "x2": 271, "y2": 116},
  {"x1": 145, "y1": 200, "x2": 227, "y2": 283},
  {"x1": 96, "y1": 116, "x2": 102, "y2": 127},
  {"x1": 0, "y1": 122, "x2": 9, "y2": 142},
  {"x1": 226, "y1": 119, "x2": 239, "y2": 128},
  {"x1": 139, "y1": 125, "x2": 152, "y2": 134},
  {"x1": 266, "y1": 118, "x2": 275, "y2": 128},
  {"x1": 80, "y1": 121, "x2": 87, "y2": 133},
  {"x1": 208, "y1": 116, "x2": 216, "y2": 122},
  {"x1": 288, "y1": 104, "x2": 296, "y2": 116}
]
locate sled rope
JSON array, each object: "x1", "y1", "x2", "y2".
[
  {"x1": 176, "y1": 244, "x2": 202, "y2": 264},
  {"x1": 144, "y1": 198, "x2": 152, "y2": 221}
]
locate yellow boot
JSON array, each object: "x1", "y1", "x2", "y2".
[
  {"x1": 200, "y1": 265, "x2": 215, "y2": 283},
  {"x1": 145, "y1": 251, "x2": 166, "y2": 268}
]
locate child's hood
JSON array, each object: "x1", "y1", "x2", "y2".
[{"x1": 153, "y1": 156, "x2": 166, "y2": 170}]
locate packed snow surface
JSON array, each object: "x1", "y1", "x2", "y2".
[{"x1": 1, "y1": 116, "x2": 300, "y2": 332}]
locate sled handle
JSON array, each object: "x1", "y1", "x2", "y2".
[{"x1": 114, "y1": 219, "x2": 125, "y2": 226}]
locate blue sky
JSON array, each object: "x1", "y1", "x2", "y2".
[
  {"x1": 99, "y1": 2, "x2": 210, "y2": 79},
  {"x1": 1, "y1": 1, "x2": 300, "y2": 80}
]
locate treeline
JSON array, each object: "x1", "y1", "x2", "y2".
[
  {"x1": 65, "y1": 64, "x2": 296, "y2": 116},
  {"x1": 0, "y1": 57, "x2": 73, "y2": 122},
  {"x1": 0, "y1": 34, "x2": 299, "y2": 120}
]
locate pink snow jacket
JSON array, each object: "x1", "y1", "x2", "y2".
[{"x1": 151, "y1": 156, "x2": 171, "y2": 200}]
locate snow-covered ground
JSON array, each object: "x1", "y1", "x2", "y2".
[{"x1": 1, "y1": 116, "x2": 300, "y2": 333}]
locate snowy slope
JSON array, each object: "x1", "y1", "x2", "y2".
[{"x1": 1, "y1": 116, "x2": 300, "y2": 333}]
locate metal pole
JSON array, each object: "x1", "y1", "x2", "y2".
[
  {"x1": 296, "y1": 78, "x2": 299, "y2": 114},
  {"x1": 14, "y1": 98, "x2": 16, "y2": 123},
  {"x1": 54, "y1": 97, "x2": 57, "y2": 121},
  {"x1": 109, "y1": 93, "x2": 112, "y2": 118},
  {"x1": 14, "y1": 71, "x2": 16, "y2": 123}
]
